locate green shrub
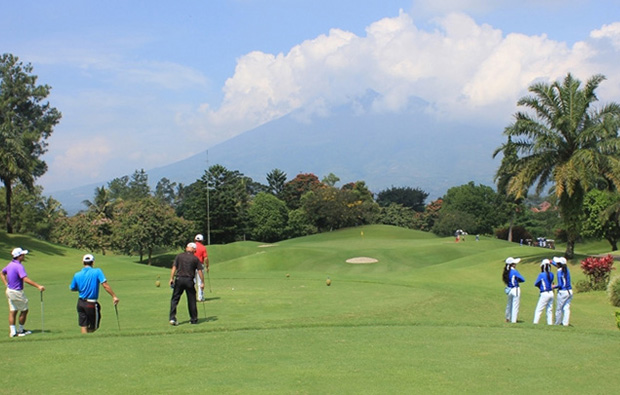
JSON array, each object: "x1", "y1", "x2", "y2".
[
  {"x1": 575, "y1": 280, "x2": 592, "y2": 293},
  {"x1": 608, "y1": 276, "x2": 620, "y2": 307}
]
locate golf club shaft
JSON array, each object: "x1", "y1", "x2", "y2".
[
  {"x1": 114, "y1": 304, "x2": 121, "y2": 331},
  {"x1": 40, "y1": 291, "x2": 44, "y2": 333}
]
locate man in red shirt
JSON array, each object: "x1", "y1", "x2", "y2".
[{"x1": 194, "y1": 234, "x2": 209, "y2": 301}]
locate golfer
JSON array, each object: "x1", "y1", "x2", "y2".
[
  {"x1": 552, "y1": 256, "x2": 573, "y2": 326},
  {"x1": 169, "y1": 243, "x2": 204, "y2": 325},
  {"x1": 70, "y1": 254, "x2": 119, "y2": 333},
  {"x1": 502, "y1": 257, "x2": 525, "y2": 323},
  {"x1": 1, "y1": 248, "x2": 45, "y2": 337},
  {"x1": 193, "y1": 234, "x2": 209, "y2": 301},
  {"x1": 533, "y1": 259, "x2": 554, "y2": 325}
]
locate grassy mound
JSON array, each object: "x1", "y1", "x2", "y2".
[{"x1": 1, "y1": 225, "x2": 618, "y2": 393}]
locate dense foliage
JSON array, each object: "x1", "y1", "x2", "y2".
[
  {"x1": 3, "y1": 162, "x2": 575, "y2": 259},
  {"x1": 581, "y1": 189, "x2": 620, "y2": 251},
  {"x1": 607, "y1": 276, "x2": 620, "y2": 307},
  {"x1": 494, "y1": 73, "x2": 620, "y2": 258},
  {"x1": 0, "y1": 53, "x2": 61, "y2": 233},
  {"x1": 376, "y1": 186, "x2": 428, "y2": 212}
]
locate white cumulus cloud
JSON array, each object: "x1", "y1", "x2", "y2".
[{"x1": 186, "y1": 10, "x2": 620, "y2": 142}]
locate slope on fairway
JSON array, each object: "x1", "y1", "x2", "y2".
[{"x1": 1, "y1": 225, "x2": 619, "y2": 393}]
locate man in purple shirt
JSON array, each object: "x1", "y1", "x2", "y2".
[{"x1": 1, "y1": 248, "x2": 45, "y2": 337}]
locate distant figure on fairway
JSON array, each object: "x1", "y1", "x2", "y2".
[
  {"x1": 193, "y1": 234, "x2": 209, "y2": 301},
  {"x1": 533, "y1": 259, "x2": 554, "y2": 325},
  {"x1": 70, "y1": 254, "x2": 119, "y2": 333},
  {"x1": 169, "y1": 243, "x2": 204, "y2": 325},
  {"x1": 1, "y1": 248, "x2": 45, "y2": 337},
  {"x1": 502, "y1": 257, "x2": 525, "y2": 323},
  {"x1": 552, "y1": 256, "x2": 573, "y2": 326}
]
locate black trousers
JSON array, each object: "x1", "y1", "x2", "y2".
[{"x1": 169, "y1": 277, "x2": 198, "y2": 323}]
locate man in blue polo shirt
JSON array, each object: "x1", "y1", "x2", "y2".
[
  {"x1": 70, "y1": 254, "x2": 119, "y2": 333},
  {"x1": 1, "y1": 248, "x2": 45, "y2": 337}
]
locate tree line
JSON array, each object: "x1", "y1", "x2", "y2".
[{"x1": 3, "y1": 52, "x2": 620, "y2": 260}]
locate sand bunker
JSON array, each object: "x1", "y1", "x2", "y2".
[
  {"x1": 346, "y1": 257, "x2": 378, "y2": 264},
  {"x1": 258, "y1": 244, "x2": 278, "y2": 248}
]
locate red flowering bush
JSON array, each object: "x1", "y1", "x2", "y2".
[{"x1": 581, "y1": 255, "x2": 616, "y2": 291}]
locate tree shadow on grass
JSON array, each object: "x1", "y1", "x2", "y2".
[
  {"x1": 0, "y1": 232, "x2": 67, "y2": 259},
  {"x1": 138, "y1": 252, "x2": 177, "y2": 268}
]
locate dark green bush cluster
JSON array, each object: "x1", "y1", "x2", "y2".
[{"x1": 608, "y1": 276, "x2": 620, "y2": 307}]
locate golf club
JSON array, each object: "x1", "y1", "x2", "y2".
[
  {"x1": 114, "y1": 303, "x2": 121, "y2": 331},
  {"x1": 40, "y1": 290, "x2": 44, "y2": 333}
]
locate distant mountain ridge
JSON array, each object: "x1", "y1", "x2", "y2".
[{"x1": 50, "y1": 105, "x2": 504, "y2": 214}]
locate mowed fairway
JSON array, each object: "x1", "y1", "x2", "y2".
[{"x1": 1, "y1": 225, "x2": 619, "y2": 394}]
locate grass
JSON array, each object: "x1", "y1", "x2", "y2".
[{"x1": 1, "y1": 225, "x2": 619, "y2": 394}]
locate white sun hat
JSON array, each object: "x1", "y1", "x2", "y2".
[
  {"x1": 11, "y1": 248, "x2": 29, "y2": 258},
  {"x1": 552, "y1": 256, "x2": 567, "y2": 266}
]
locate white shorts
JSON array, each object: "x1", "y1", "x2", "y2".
[{"x1": 6, "y1": 288, "x2": 29, "y2": 312}]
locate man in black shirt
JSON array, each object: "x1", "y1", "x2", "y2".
[{"x1": 169, "y1": 243, "x2": 204, "y2": 325}]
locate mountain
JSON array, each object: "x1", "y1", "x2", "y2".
[{"x1": 50, "y1": 104, "x2": 504, "y2": 214}]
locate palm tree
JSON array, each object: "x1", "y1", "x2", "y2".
[
  {"x1": 494, "y1": 137, "x2": 525, "y2": 242},
  {"x1": 495, "y1": 73, "x2": 620, "y2": 258},
  {"x1": 82, "y1": 186, "x2": 114, "y2": 219}
]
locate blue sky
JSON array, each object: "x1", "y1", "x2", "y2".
[{"x1": 2, "y1": 0, "x2": 620, "y2": 193}]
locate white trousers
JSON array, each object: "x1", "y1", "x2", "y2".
[
  {"x1": 555, "y1": 290, "x2": 573, "y2": 326},
  {"x1": 533, "y1": 291, "x2": 554, "y2": 325},
  {"x1": 505, "y1": 287, "x2": 520, "y2": 323},
  {"x1": 195, "y1": 269, "x2": 204, "y2": 301}
]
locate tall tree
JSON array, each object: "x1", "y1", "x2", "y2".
[
  {"x1": 0, "y1": 53, "x2": 61, "y2": 232},
  {"x1": 108, "y1": 175, "x2": 130, "y2": 200},
  {"x1": 266, "y1": 168, "x2": 287, "y2": 197},
  {"x1": 440, "y1": 182, "x2": 505, "y2": 235},
  {"x1": 155, "y1": 177, "x2": 178, "y2": 206},
  {"x1": 281, "y1": 173, "x2": 322, "y2": 210},
  {"x1": 582, "y1": 189, "x2": 620, "y2": 251},
  {"x1": 494, "y1": 137, "x2": 526, "y2": 242},
  {"x1": 495, "y1": 73, "x2": 620, "y2": 258},
  {"x1": 111, "y1": 198, "x2": 190, "y2": 264},
  {"x1": 202, "y1": 164, "x2": 249, "y2": 244},
  {"x1": 247, "y1": 192, "x2": 288, "y2": 242},
  {"x1": 376, "y1": 186, "x2": 428, "y2": 212},
  {"x1": 127, "y1": 169, "x2": 150, "y2": 200}
]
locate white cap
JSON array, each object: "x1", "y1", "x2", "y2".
[
  {"x1": 505, "y1": 257, "x2": 521, "y2": 265},
  {"x1": 11, "y1": 248, "x2": 29, "y2": 258},
  {"x1": 195, "y1": 234, "x2": 204, "y2": 241},
  {"x1": 552, "y1": 256, "x2": 567, "y2": 266},
  {"x1": 187, "y1": 242, "x2": 197, "y2": 249},
  {"x1": 540, "y1": 259, "x2": 550, "y2": 267},
  {"x1": 83, "y1": 254, "x2": 95, "y2": 263}
]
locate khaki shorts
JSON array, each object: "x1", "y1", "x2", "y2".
[{"x1": 6, "y1": 288, "x2": 29, "y2": 312}]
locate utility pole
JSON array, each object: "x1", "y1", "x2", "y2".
[{"x1": 206, "y1": 150, "x2": 211, "y2": 246}]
